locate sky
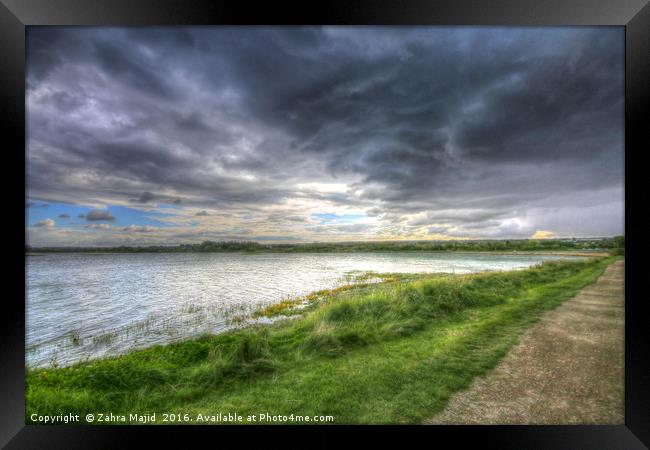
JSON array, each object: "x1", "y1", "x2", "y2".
[{"x1": 26, "y1": 26, "x2": 624, "y2": 246}]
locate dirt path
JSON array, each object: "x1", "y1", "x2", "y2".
[{"x1": 426, "y1": 259, "x2": 625, "y2": 425}]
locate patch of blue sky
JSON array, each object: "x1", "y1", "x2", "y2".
[
  {"x1": 26, "y1": 202, "x2": 178, "y2": 228},
  {"x1": 26, "y1": 202, "x2": 88, "y2": 227},
  {"x1": 311, "y1": 212, "x2": 366, "y2": 224},
  {"x1": 110, "y1": 205, "x2": 177, "y2": 227}
]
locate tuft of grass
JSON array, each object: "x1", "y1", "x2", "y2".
[
  {"x1": 254, "y1": 298, "x2": 306, "y2": 318},
  {"x1": 254, "y1": 272, "x2": 433, "y2": 319},
  {"x1": 26, "y1": 256, "x2": 620, "y2": 424},
  {"x1": 69, "y1": 330, "x2": 81, "y2": 347}
]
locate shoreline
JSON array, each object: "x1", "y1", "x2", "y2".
[
  {"x1": 25, "y1": 253, "x2": 596, "y2": 369},
  {"x1": 26, "y1": 257, "x2": 619, "y2": 424},
  {"x1": 26, "y1": 250, "x2": 609, "y2": 257},
  {"x1": 25, "y1": 253, "x2": 603, "y2": 369},
  {"x1": 24, "y1": 271, "x2": 435, "y2": 370}
]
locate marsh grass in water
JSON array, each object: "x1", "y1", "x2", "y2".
[
  {"x1": 252, "y1": 271, "x2": 435, "y2": 320},
  {"x1": 26, "y1": 257, "x2": 618, "y2": 424},
  {"x1": 26, "y1": 251, "x2": 591, "y2": 368}
]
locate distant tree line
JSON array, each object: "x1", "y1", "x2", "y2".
[{"x1": 27, "y1": 236, "x2": 624, "y2": 254}]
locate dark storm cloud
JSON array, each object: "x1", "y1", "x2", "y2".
[
  {"x1": 86, "y1": 209, "x2": 116, "y2": 221},
  {"x1": 27, "y1": 28, "x2": 177, "y2": 99},
  {"x1": 26, "y1": 27, "x2": 624, "y2": 242},
  {"x1": 452, "y1": 32, "x2": 623, "y2": 163}
]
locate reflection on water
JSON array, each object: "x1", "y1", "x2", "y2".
[{"x1": 26, "y1": 252, "x2": 582, "y2": 367}]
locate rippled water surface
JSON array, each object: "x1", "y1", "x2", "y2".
[{"x1": 26, "y1": 252, "x2": 582, "y2": 367}]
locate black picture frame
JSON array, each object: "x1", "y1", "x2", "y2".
[{"x1": 2, "y1": 0, "x2": 648, "y2": 447}]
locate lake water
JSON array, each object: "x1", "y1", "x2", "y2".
[{"x1": 26, "y1": 252, "x2": 583, "y2": 367}]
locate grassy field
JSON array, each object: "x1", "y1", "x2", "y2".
[{"x1": 26, "y1": 256, "x2": 619, "y2": 425}]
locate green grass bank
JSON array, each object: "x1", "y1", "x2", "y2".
[{"x1": 26, "y1": 256, "x2": 619, "y2": 424}]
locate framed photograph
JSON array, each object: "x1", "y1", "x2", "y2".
[{"x1": 2, "y1": 0, "x2": 648, "y2": 447}]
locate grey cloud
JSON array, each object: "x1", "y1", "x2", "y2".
[
  {"x1": 85, "y1": 223, "x2": 112, "y2": 229},
  {"x1": 427, "y1": 225, "x2": 451, "y2": 235},
  {"x1": 407, "y1": 209, "x2": 510, "y2": 227},
  {"x1": 86, "y1": 209, "x2": 116, "y2": 221},
  {"x1": 58, "y1": 213, "x2": 70, "y2": 218},
  {"x1": 122, "y1": 225, "x2": 158, "y2": 233},
  {"x1": 26, "y1": 201, "x2": 49, "y2": 208},
  {"x1": 310, "y1": 223, "x2": 374, "y2": 234},
  {"x1": 265, "y1": 213, "x2": 308, "y2": 224},
  {"x1": 131, "y1": 191, "x2": 155, "y2": 203}
]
